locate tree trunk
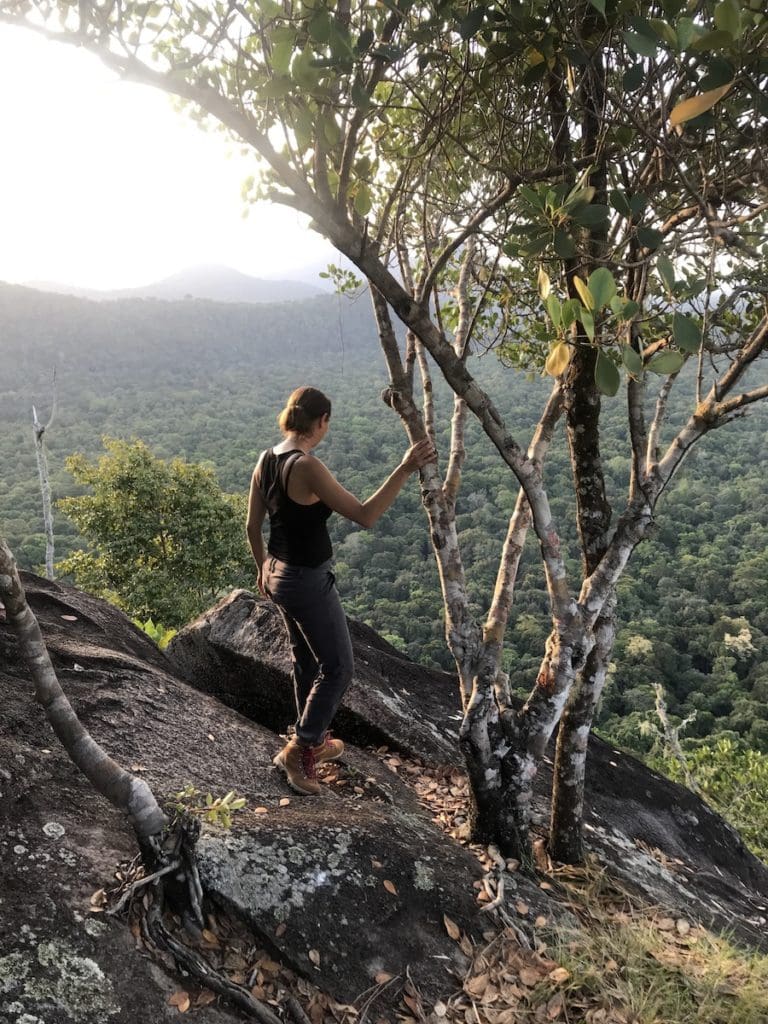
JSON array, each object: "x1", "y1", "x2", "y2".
[
  {"x1": 32, "y1": 405, "x2": 55, "y2": 580},
  {"x1": 0, "y1": 538, "x2": 167, "y2": 842},
  {"x1": 549, "y1": 594, "x2": 616, "y2": 863}
]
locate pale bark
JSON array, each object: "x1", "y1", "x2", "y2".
[
  {"x1": 0, "y1": 538, "x2": 167, "y2": 840},
  {"x1": 32, "y1": 380, "x2": 56, "y2": 580},
  {"x1": 370, "y1": 288, "x2": 481, "y2": 706},
  {"x1": 549, "y1": 593, "x2": 616, "y2": 863}
]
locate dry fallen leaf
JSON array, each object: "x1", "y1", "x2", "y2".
[
  {"x1": 279, "y1": 798, "x2": 290, "y2": 807},
  {"x1": 383, "y1": 879, "x2": 398, "y2": 895},
  {"x1": 515, "y1": 900, "x2": 529, "y2": 916},
  {"x1": 308, "y1": 948, "x2": 321, "y2": 967},
  {"x1": 168, "y1": 990, "x2": 191, "y2": 1013},
  {"x1": 60, "y1": 614, "x2": 78, "y2": 621},
  {"x1": 90, "y1": 888, "x2": 107, "y2": 908},
  {"x1": 433, "y1": 1000, "x2": 447, "y2": 1018},
  {"x1": 371, "y1": 859, "x2": 384, "y2": 869},
  {"x1": 518, "y1": 966, "x2": 542, "y2": 988},
  {"x1": 254, "y1": 806, "x2": 269, "y2": 815},
  {"x1": 657, "y1": 917, "x2": 676, "y2": 931},
  {"x1": 549, "y1": 967, "x2": 570, "y2": 985},
  {"x1": 465, "y1": 972, "x2": 489, "y2": 997},
  {"x1": 275, "y1": 922, "x2": 287, "y2": 938},
  {"x1": 534, "y1": 915, "x2": 549, "y2": 928},
  {"x1": 201, "y1": 928, "x2": 220, "y2": 947},
  {"x1": 676, "y1": 919, "x2": 691, "y2": 936},
  {"x1": 443, "y1": 914, "x2": 461, "y2": 940},
  {"x1": 546, "y1": 992, "x2": 564, "y2": 1020},
  {"x1": 374, "y1": 971, "x2": 394, "y2": 984},
  {"x1": 196, "y1": 989, "x2": 216, "y2": 1007}
]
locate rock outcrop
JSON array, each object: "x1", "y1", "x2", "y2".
[
  {"x1": 2, "y1": 575, "x2": 768, "y2": 1024},
  {"x1": 169, "y1": 589, "x2": 768, "y2": 950},
  {"x1": 0, "y1": 576, "x2": 483, "y2": 1024}
]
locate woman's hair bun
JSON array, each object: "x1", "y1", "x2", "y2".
[{"x1": 278, "y1": 386, "x2": 332, "y2": 435}]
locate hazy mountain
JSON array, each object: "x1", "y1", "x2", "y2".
[{"x1": 24, "y1": 264, "x2": 326, "y2": 304}]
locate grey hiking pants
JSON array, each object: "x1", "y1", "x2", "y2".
[{"x1": 262, "y1": 557, "x2": 354, "y2": 746}]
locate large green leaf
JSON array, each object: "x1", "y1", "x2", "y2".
[
  {"x1": 637, "y1": 226, "x2": 663, "y2": 249},
  {"x1": 647, "y1": 350, "x2": 685, "y2": 374},
  {"x1": 571, "y1": 204, "x2": 610, "y2": 227},
  {"x1": 623, "y1": 31, "x2": 658, "y2": 57},
  {"x1": 610, "y1": 190, "x2": 632, "y2": 217},
  {"x1": 580, "y1": 308, "x2": 595, "y2": 341},
  {"x1": 595, "y1": 350, "x2": 621, "y2": 396},
  {"x1": 546, "y1": 293, "x2": 562, "y2": 327},
  {"x1": 588, "y1": 268, "x2": 617, "y2": 309},
  {"x1": 554, "y1": 229, "x2": 576, "y2": 258},
  {"x1": 657, "y1": 255, "x2": 676, "y2": 291},
  {"x1": 714, "y1": 0, "x2": 742, "y2": 38},
  {"x1": 622, "y1": 345, "x2": 644, "y2": 375},
  {"x1": 673, "y1": 313, "x2": 702, "y2": 352}
]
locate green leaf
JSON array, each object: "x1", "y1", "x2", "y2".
[
  {"x1": 610, "y1": 190, "x2": 632, "y2": 217},
  {"x1": 580, "y1": 307, "x2": 595, "y2": 341},
  {"x1": 588, "y1": 0, "x2": 606, "y2": 14},
  {"x1": 519, "y1": 234, "x2": 551, "y2": 258},
  {"x1": 622, "y1": 346, "x2": 644, "y2": 375},
  {"x1": 258, "y1": 76, "x2": 293, "y2": 99},
  {"x1": 351, "y1": 80, "x2": 372, "y2": 110},
  {"x1": 623, "y1": 64, "x2": 645, "y2": 91},
  {"x1": 354, "y1": 183, "x2": 372, "y2": 217},
  {"x1": 623, "y1": 31, "x2": 658, "y2": 57},
  {"x1": 648, "y1": 18, "x2": 677, "y2": 47},
  {"x1": 546, "y1": 294, "x2": 562, "y2": 327},
  {"x1": 673, "y1": 313, "x2": 702, "y2": 352},
  {"x1": 308, "y1": 12, "x2": 332, "y2": 44},
  {"x1": 270, "y1": 27, "x2": 297, "y2": 75},
  {"x1": 714, "y1": 0, "x2": 742, "y2": 38},
  {"x1": 595, "y1": 350, "x2": 621, "y2": 396},
  {"x1": 561, "y1": 299, "x2": 580, "y2": 330},
  {"x1": 588, "y1": 268, "x2": 617, "y2": 309},
  {"x1": 691, "y1": 28, "x2": 735, "y2": 51},
  {"x1": 657, "y1": 255, "x2": 676, "y2": 291},
  {"x1": 629, "y1": 194, "x2": 648, "y2": 217},
  {"x1": 647, "y1": 350, "x2": 685, "y2": 374},
  {"x1": 637, "y1": 226, "x2": 663, "y2": 249},
  {"x1": 459, "y1": 6, "x2": 485, "y2": 39},
  {"x1": 554, "y1": 229, "x2": 576, "y2": 258},
  {"x1": 571, "y1": 204, "x2": 610, "y2": 228}
]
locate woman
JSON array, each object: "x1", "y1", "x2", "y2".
[{"x1": 246, "y1": 385, "x2": 435, "y2": 795}]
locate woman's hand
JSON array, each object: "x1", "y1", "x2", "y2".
[{"x1": 400, "y1": 438, "x2": 437, "y2": 473}]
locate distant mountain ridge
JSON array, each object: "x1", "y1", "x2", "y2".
[{"x1": 24, "y1": 264, "x2": 326, "y2": 304}]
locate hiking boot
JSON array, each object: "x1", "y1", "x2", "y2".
[
  {"x1": 273, "y1": 739, "x2": 321, "y2": 795},
  {"x1": 313, "y1": 732, "x2": 344, "y2": 763}
]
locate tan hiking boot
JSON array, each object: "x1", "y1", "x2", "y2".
[
  {"x1": 273, "y1": 739, "x2": 321, "y2": 795},
  {"x1": 313, "y1": 732, "x2": 344, "y2": 763}
]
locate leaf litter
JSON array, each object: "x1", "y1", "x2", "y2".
[{"x1": 105, "y1": 742, "x2": 768, "y2": 1023}]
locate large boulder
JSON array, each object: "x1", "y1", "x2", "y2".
[
  {"x1": 167, "y1": 589, "x2": 768, "y2": 949},
  {"x1": 167, "y1": 590, "x2": 462, "y2": 765},
  {"x1": 0, "y1": 575, "x2": 487, "y2": 1024}
]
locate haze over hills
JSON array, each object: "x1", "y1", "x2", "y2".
[{"x1": 23, "y1": 263, "x2": 327, "y2": 304}]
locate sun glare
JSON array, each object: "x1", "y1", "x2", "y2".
[{"x1": 0, "y1": 25, "x2": 332, "y2": 290}]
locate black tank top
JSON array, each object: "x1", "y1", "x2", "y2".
[{"x1": 257, "y1": 448, "x2": 333, "y2": 567}]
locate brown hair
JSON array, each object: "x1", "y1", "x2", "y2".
[{"x1": 277, "y1": 386, "x2": 332, "y2": 435}]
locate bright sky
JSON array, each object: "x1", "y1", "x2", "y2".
[{"x1": 0, "y1": 24, "x2": 334, "y2": 290}]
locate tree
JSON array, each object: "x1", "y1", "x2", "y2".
[
  {"x1": 57, "y1": 437, "x2": 253, "y2": 627},
  {"x1": 32, "y1": 370, "x2": 57, "y2": 580},
  {"x1": 2, "y1": 0, "x2": 765, "y2": 866}
]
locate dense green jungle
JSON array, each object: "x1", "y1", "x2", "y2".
[{"x1": 2, "y1": 280, "x2": 767, "y2": 767}]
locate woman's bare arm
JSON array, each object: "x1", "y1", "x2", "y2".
[{"x1": 296, "y1": 440, "x2": 435, "y2": 528}]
